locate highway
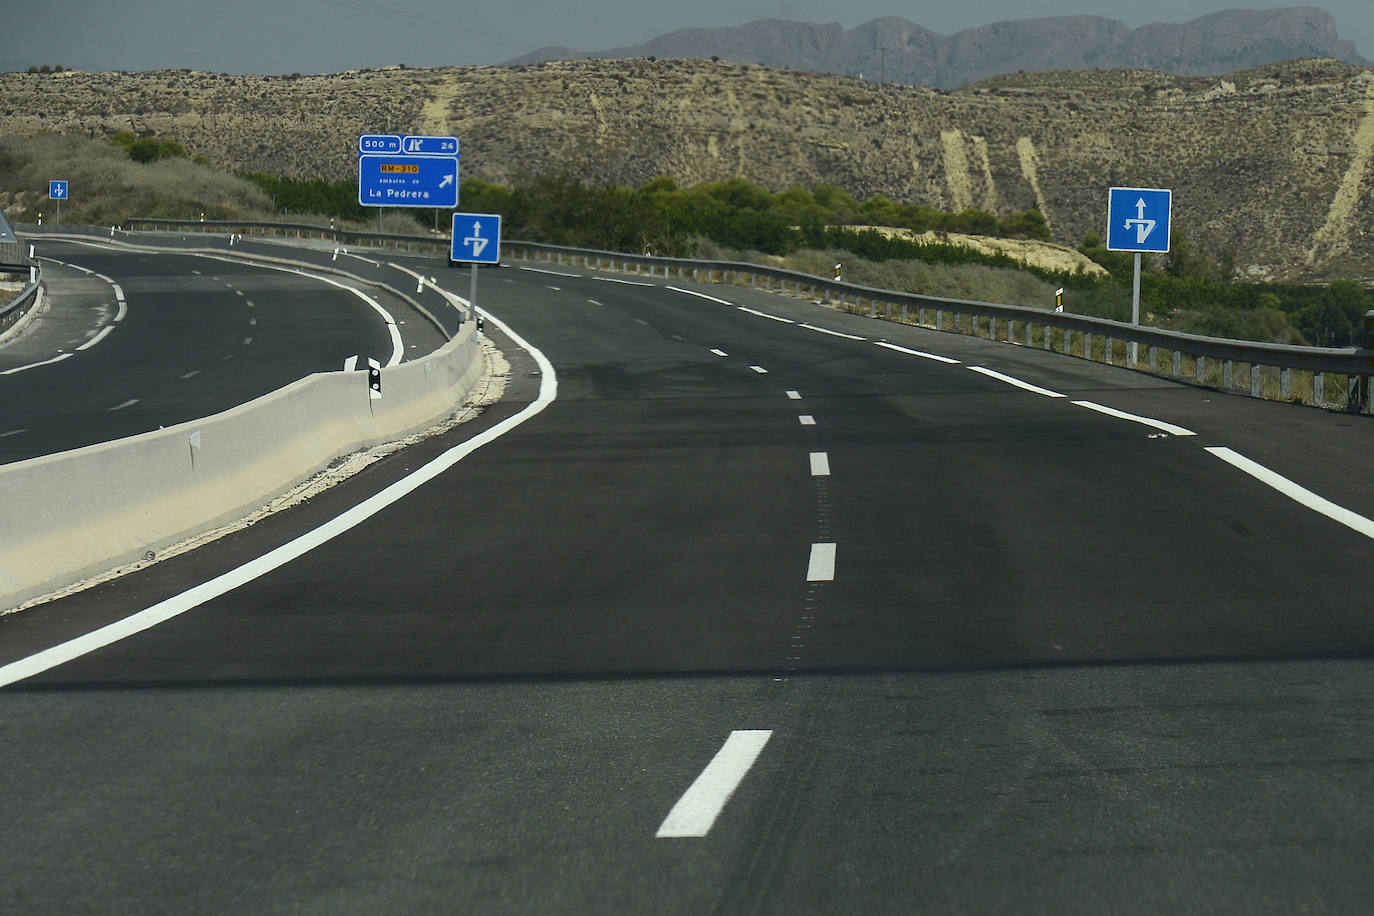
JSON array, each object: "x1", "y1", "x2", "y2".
[
  {"x1": 0, "y1": 240, "x2": 444, "y2": 464},
  {"x1": 1, "y1": 251, "x2": 1372, "y2": 912}
]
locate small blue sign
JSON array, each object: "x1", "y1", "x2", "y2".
[
  {"x1": 450, "y1": 213, "x2": 501, "y2": 264},
  {"x1": 358, "y1": 134, "x2": 402, "y2": 155},
  {"x1": 402, "y1": 135, "x2": 459, "y2": 156},
  {"x1": 1107, "y1": 187, "x2": 1172, "y2": 253},
  {"x1": 358, "y1": 155, "x2": 459, "y2": 208},
  {"x1": 49, "y1": 180, "x2": 69, "y2": 200}
]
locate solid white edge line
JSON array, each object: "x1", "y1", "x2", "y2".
[
  {"x1": 1206, "y1": 447, "x2": 1374, "y2": 539},
  {"x1": 874, "y1": 341, "x2": 959, "y2": 364},
  {"x1": 0, "y1": 308, "x2": 557, "y2": 689},
  {"x1": 737, "y1": 306, "x2": 795, "y2": 324},
  {"x1": 967, "y1": 365, "x2": 1065, "y2": 398},
  {"x1": 114, "y1": 297, "x2": 127, "y2": 322},
  {"x1": 801, "y1": 323, "x2": 865, "y2": 341},
  {"x1": 807, "y1": 543, "x2": 836, "y2": 581},
  {"x1": 667, "y1": 286, "x2": 732, "y2": 306},
  {"x1": 1, "y1": 352, "x2": 74, "y2": 375},
  {"x1": 1071, "y1": 400, "x2": 1196, "y2": 437},
  {"x1": 656, "y1": 730, "x2": 773, "y2": 838},
  {"x1": 76, "y1": 325, "x2": 114, "y2": 351},
  {"x1": 519, "y1": 266, "x2": 581, "y2": 278},
  {"x1": 307, "y1": 272, "x2": 405, "y2": 367},
  {"x1": 593, "y1": 276, "x2": 654, "y2": 287},
  {"x1": 810, "y1": 452, "x2": 831, "y2": 476}
]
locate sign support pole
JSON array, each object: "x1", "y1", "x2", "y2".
[
  {"x1": 469, "y1": 264, "x2": 479, "y2": 315},
  {"x1": 1129, "y1": 252, "x2": 1142, "y2": 364}
]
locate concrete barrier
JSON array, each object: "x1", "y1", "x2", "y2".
[{"x1": 0, "y1": 271, "x2": 484, "y2": 610}]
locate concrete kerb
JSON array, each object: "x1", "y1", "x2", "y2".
[{"x1": 0, "y1": 239, "x2": 486, "y2": 611}]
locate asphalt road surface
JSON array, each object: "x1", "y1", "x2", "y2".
[
  {"x1": 0, "y1": 240, "x2": 443, "y2": 464},
  {"x1": 1, "y1": 252, "x2": 1371, "y2": 913}
]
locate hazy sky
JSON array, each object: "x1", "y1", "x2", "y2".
[{"x1": 3, "y1": 1, "x2": 1369, "y2": 75}]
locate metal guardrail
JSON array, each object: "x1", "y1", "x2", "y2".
[{"x1": 120, "y1": 220, "x2": 1374, "y2": 414}]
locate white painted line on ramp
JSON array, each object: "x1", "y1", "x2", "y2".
[
  {"x1": 798, "y1": 415, "x2": 816, "y2": 426},
  {"x1": 1206, "y1": 447, "x2": 1374, "y2": 539},
  {"x1": 108, "y1": 398, "x2": 139, "y2": 411},
  {"x1": 656, "y1": 730, "x2": 773, "y2": 838},
  {"x1": 76, "y1": 326, "x2": 114, "y2": 351},
  {"x1": 874, "y1": 341, "x2": 959, "y2": 363},
  {"x1": 667, "y1": 286, "x2": 731, "y2": 306},
  {"x1": 1, "y1": 353, "x2": 73, "y2": 375},
  {"x1": 810, "y1": 452, "x2": 831, "y2": 476},
  {"x1": 807, "y1": 543, "x2": 836, "y2": 581},
  {"x1": 593, "y1": 276, "x2": 654, "y2": 287},
  {"x1": 1071, "y1": 401, "x2": 1195, "y2": 437},
  {"x1": 967, "y1": 366, "x2": 1065, "y2": 398},
  {"x1": 738, "y1": 306, "x2": 795, "y2": 324},
  {"x1": 785, "y1": 390, "x2": 802, "y2": 400},
  {"x1": 709, "y1": 349, "x2": 729, "y2": 357},
  {"x1": 0, "y1": 307, "x2": 559, "y2": 689},
  {"x1": 519, "y1": 266, "x2": 581, "y2": 278},
  {"x1": 802, "y1": 323, "x2": 864, "y2": 340},
  {"x1": 749, "y1": 365, "x2": 768, "y2": 374}
]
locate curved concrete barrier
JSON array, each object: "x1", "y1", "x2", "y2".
[{"x1": 0, "y1": 263, "x2": 485, "y2": 610}]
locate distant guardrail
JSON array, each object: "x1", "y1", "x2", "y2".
[{"x1": 122, "y1": 219, "x2": 1374, "y2": 414}]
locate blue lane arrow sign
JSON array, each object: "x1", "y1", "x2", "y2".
[
  {"x1": 49, "y1": 180, "x2": 69, "y2": 200},
  {"x1": 358, "y1": 155, "x2": 459, "y2": 208},
  {"x1": 450, "y1": 212, "x2": 501, "y2": 264},
  {"x1": 1107, "y1": 187, "x2": 1172, "y2": 253}
]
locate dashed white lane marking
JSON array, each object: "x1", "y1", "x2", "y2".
[
  {"x1": 1206, "y1": 447, "x2": 1374, "y2": 539},
  {"x1": 810, "y1": 452, "x2": 831, "y2": 476},
  {"x1": 248, "y1": 317, "x2": 257, "y2": 326},
  {"x1": 180, "y1": 370, "x2": 200, "y2": 379},
  {"x1": 802, "y1": 323, "x2": 865, "y2": 340},
  {"x1": 191, "y1": 269, "x2": 202, "y2": 275},
  {"x1": 786, "y1": 390, "x2": 802, "y2": 400},
  {"x1": 242, "y1": 337, "x2": 253, "y2": 346},
  {"x1": 667, "y1": 286, "x2": 732, "y2": 306},
  {"x1": 798, "y1": 415, "x2": 816, "y2": 426},
  {"x1": 710, "y1": 348, "x2": 729, "y2": 357},
  {"x1": 656, "y1": 730, "x2": 773, "y2": 838},
  {"x1": 546, "y1": 286, "x2": 561, "y2": 291},
  {"x1": 113, "y1": 296, "x2": 127, "y2": 323},
  {"x1": 0, "y1": 429, "x2": 27, "y2": 439},
  {"x1": 111, "y1": 283, "x2": 125, "y2": 302},
  {"x1": 1071, "y1": 400, "x2": 1196, "y2": 437},
  {"x1": 807, "y1": 543, "x2": 837, "y2": 581},
  {"x1": 0, "y1": 303, "x2": 559, "y2": 689},
  {"x1": 967, "y1": 366, "x2": 1065, "y2": 398},
  {"x1": 109, "y1": 398, "x2": 139, "y2": 411},
  {"x1": 76, "y1": 326, "x2": 114, "y2": 351},
  {"x1": 1, "y1": 353, "x2": 73, "y2": 375},
  {"x1": 587, "y1": 299, "x2": 603, "y2": 306},
  {"x1": 520, "y1": 266, "x2": 581, "y2": 278},
  {"x1": 749, "y1": 365, "x2": 768, "y2": 374},
  {"x1": 245, "y1": 301, "x2": 254, "y2": 308},
  {"x1": 593, "y1": 276, "x2": 654, "y2": 287},
  {"x1": 737, "y1": 306, "x2": 795, "y2": 324},
  {"x1": 234, "y1": 289, "x2": 244, "y2": 297},
  {"x1": 874, "y1": 341, "x2": 960, "y2": 364}
]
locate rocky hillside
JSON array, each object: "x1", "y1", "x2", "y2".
[
  {"x1": 2, "y1": 57, "x2": 1372, "y2": 281},
  {"x1": 507, "y1": 8, "x2": 1370, "y2": 89}
]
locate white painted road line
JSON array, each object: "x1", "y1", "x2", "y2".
[
  {"x1": 1206, "y1": 447, "x2": 1374, "y2": 539},
  {"x1": 810, "y1": 452, "x2": 831, "y2": 476},
  {"x1": 1, "y1": 353, "x2": 73, "y2": 375},
  {"x1": 109, "y1": 398, "x2": 139, "y2": 411},
  {"x1": 798, "y1": 415, "x2": 816, "y2": 426},
  {"x1": 874, "y1": 341, "x2": 960, "y2": 364},
  {"x1": 967, "y1": 366, "x2": 1066, "y2": 398},
  {"x1": 520, "y1": 266, "x2": 581, "y2": 278},
  {"x1": 180, "y1": 370, "x2": 200, "y2": 379},
  {"x1": 750, "y1": 365, "x2": 768, "y2": 374},
  {"x1": 738, "y1": 306, "x2": 795, "y2": 324},
  {"x1": 710, "y1": 349, "x2": 729, "y2": 357},
  {"x1": 0, "y1": 303, "x2": 558, "y2": 689},
  {"x1": 786, "y1": 390, "x2": 802, "y2": 400},
  {"x1": 667, "y1": 286, "x2": 732, "y2": 306},
  {"x1": 1071, "y1": 401, "x2": 1196, "y2": 437},
  {"x1": 656, "y1": 730, "x2": 773, "y2": 838},
  {"x1": 113, "y1": 297, "x2": 127, "y2": 323},
  {"x1": 807, "y1": 543, "x2": 837, "y2": 581},
  {"x1": 76, "y1": 326, "x2": 114, "y2": 351},
  {"x1": 801, "y1": 323, "x2": 865, "y2": 340},
  {"x1": 593, "y1": 276, "x2": 654, "y2": 287},
  {"x1": 0, "y1": 429, "x2": 27, "y2": 439}
]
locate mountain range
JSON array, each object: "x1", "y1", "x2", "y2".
[{"x1": 506, "y1": 7, "x2": 1369, "y2": 89}]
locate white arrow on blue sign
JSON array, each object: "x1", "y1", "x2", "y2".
[
  {"x1": 49, "y1": 180, "x2": 69, "y2": 200},
  {"x1": 358, "y1": 154, "x2": 459, "y2": 208},
  {"x1": 1107, "y1": 187, "x2": 1172, "y2": 253},
  {"x1": 450, "y1": 212, "x2": 501, "y2": 264}
]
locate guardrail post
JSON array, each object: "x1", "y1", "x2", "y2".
[
  {"x1": 1314, "y1": 372, "x2": 1326, "y2": 407},
  {"x1": 1251, "y1": 365, "x2": 1262, "y2": 398},
  {"x1": 1348, "y1": 375, "x2": 1361, "y2": 412},
  {"x1": 1223, "y1": 361, "x2": 1234, "y2": 390},
  {"x1": 1281, "y1": 367, "x2": 1293, "y2": 400},
  {"x1": 1172, "y1": 351, "x2": 1182, "y2": 377},
  {"x1": 1150, "y1": 347, "x2": 1159, "y2": 373}
]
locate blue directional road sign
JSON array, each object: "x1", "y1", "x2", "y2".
[
  {"x1": 358, "y1": 154, "x2": 459, "y2": 208},
  {"x1": 358, "y1": 134, "x2": 402, "y2": 156},
  {"x1": 1107, "y1": 187, "x2": 1172, "y2": 253},
  {"x1": 49, "y1": 180, "x2": 69, "y2": 200},
  {"x1": 451, "y1": 212, "x2": 501, "y2": 264},
  {"x1": 402, "y1": 134, "x2": 459, "y2": 156}
]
